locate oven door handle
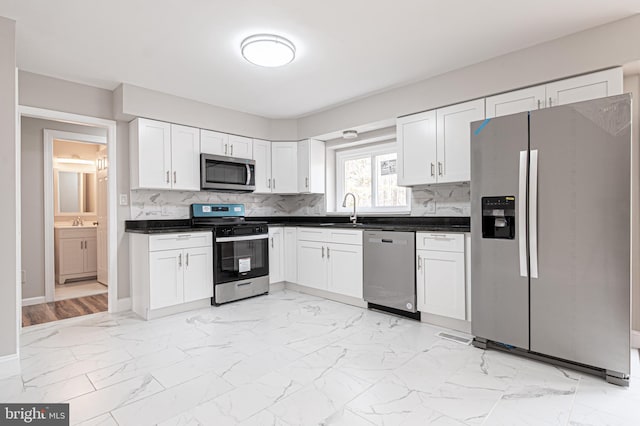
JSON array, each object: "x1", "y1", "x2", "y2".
[{"x1": 216, "y1": 234, "x2": 269, "y2": 243}]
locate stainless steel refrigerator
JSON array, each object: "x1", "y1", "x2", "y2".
[{"x1": 470, "y1": 94, "x2": 631, "y2": 385}]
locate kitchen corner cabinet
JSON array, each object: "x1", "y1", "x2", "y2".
[
  {"x1": 271, "y1": 142, "x2": 298, "y2": 193},
  {"x1": 486, "y1": 67, "x2": 622, "y2": 118},
  {"x1": 253, "y1": 139, "x2": 272, "y2": 193},
  {"x1": 416, "y1": 232, "x2": 466, "y2": 320},
  {"x1": 130, "y1": 118, "x2": 200, "y2": 191},
  {"x1": 200, "y1": 130, "x2": 253, "y2": 160},
  {"x1": 296, "y1": 228, "x2": 363, "y2": 298},
  {"x1": 298, "y1": 139, "x2": 325, "y2": 194},
  {"x1": 55, "y1": 227, "x2": 97, "y2": 284},
  {"x1": 131, "y1": 232, "x2": 213, "y2": 319},
  {"x1": 397, "y1": 99, "x2": 484, "y2": 186},
  {"x1": 268, "y1": 227, "x2": 284, "y2": 284}
]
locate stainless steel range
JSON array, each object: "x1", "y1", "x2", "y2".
[{"x1": 191, "y1": 204, "x2": 269, "y2": 304}]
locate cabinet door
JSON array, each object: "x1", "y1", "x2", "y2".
[
  {"x1": 296, "y1": 240, "x2": 326, "y2": 290},
  {"x1": 485, "y1": 85, "x2": 546, "y2": 118},
  {"x1": 135, "y1": 118, "x2": 172, "y2": 189},
  {"x1": 397, "y1": 110, "x2": 437, "y2": 186},
  {"x1": 170, "y1": 124, "x2": 200, "y2": 191},
  {"x1": 253, "y1": 139, "x2": 272, "y2": 193},
  {"x1": 83, "y1": 236, "x2": 98, "y2": 274},
  {"x1": 436, "y1": 99, "x2": 485, "y2": 183},
  {"x1": 268, "y1": 227, "x2": 284, "y2": 284},
  {"x1": 59, "y1": 238, "x2": 86, "y2": 275},
  {"x1": 200, "y1": 129, "x2": 229, "y2": 156},
  {"x1": 149, "y1": 249, "x2": 184, "y2": 309},
  {"x1": 183, "y1": 246, "x2": 213, "y2": 302},
  {"x1": 271, "y1": 142, "x2": 298, "y2": 193},
  {"x1": 284, "y1": 227, "x2": 297, "y2": 283},
  {"x1": 417, "y1": 250, "x2": 466, "y2": 320},
  {"x1": 546, "y1": 67, "x2": 622, "y2": 107},
  {"x1": 327, "y1": 243, "x2": 363, "y2": 299},
  {"x1": 228, "y1": 135, "x2": 253, "y2": 159},
  {"x1": 298, "y1": 139, "x2": 326, "y2": 194}
]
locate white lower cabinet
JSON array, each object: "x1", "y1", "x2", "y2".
[
  {"x1": 296, "y1": 228, "x2": 363, "y2": 299},
  {"x1": 284, "y1": 227, "x2": 297, "y2": 282},
  {"x1": 131, "y1": 231, "x2": 213, "y2": 319},
  {"x1": 55, "y1": 227, "x2": 98, "y2": 284},
  {"x1": 416, "y1": 232, "x2": 467, "y2": 320},
  {"x1": 327, "y1": 243, "x2": 363, "y2": 299},
  {"x1": 268, "y1": 227, "x2": 284, "y2": 284}
]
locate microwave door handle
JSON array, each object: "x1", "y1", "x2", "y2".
[{"x1": 246, "y1": 164, "x2": 252, "y2": 185}]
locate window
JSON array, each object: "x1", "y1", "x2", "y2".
[{"x1": 336, "y1": 142, "x2": 410, "y2": 213}]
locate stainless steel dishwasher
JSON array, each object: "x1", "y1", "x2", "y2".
[{"x1": 363, "y1": 230, "x2": 418, "y2": 317}]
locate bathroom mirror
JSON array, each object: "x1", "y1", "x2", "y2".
[{"x1": 56, "y1": 170, "x2": 96, "y2": 214}]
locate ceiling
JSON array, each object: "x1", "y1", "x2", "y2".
[{"x1": 1, "y1": 1, "x2": 639, "y2": 119}]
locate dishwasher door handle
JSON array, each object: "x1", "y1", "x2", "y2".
[
  {"x1": 381, "y1": 239, "x2": 393, "y2": 243},
  {"x1": 367, "y1": 237, "x2": 408, "y2": 245}
]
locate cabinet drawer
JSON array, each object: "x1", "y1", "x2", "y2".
[
  {"x1": 327, "y1": 229, "x2": 362, "y2": 245},
  {"x1": 55, "y1": 227, "x2": 97, "y2": 239},
  {"x1": 149, "y1": 232, "x2": 212, "y2": 251},
  {"x1": 416, "y1": 232, "x2": 464, "y2": 252},
  {"x1": 296, "y1": 227, "x2": 329, "y2": 242}
]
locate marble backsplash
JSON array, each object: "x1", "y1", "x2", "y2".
[{"x1": 130, "y1": 182, "x2": 470, "y2": 219}]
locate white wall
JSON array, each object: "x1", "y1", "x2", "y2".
[
  {"x1": 20, "y1": 117, "x2": 107, "y2": 299},
  {"x1": 115, "y1": 84, "x2": 298, "y2": 141},
  {"x1": 0, "y1": 16, "x2": 17, "y2": 358},
  {"x1": 298, "y1": 14, "x2": 640, "y2": 138}
]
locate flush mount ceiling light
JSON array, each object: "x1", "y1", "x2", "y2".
[
  {"x1": 241, "y1": 34, "x2": 296, "y2": 67},
  {"x1": 342, "y1": 130, "x2": 358, "y2": 139}
]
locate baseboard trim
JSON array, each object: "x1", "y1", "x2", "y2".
[
  {"x1": 269, "y1": 282, "x2": 285, "y2": 293},
  {"x1": 116, "y1": 297, "x2": 132, "y2": 312},
  {"x1": 420, "y1": 311, "x2": 472, "y2": 334},
  {"x1": 22, "y1": 296, "x2": 45, "y2": 306},
  {"x1": 284, "y1": 282, "x2": 367, "y2": 308},
  {"x1": 0, "y1": 353, "x2": 20, "y2": 379},
  {"x1": 632, "y1": 330, "x2": 640, "y2": 349}
]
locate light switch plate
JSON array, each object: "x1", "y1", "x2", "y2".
[{"x1": 119, "y1": 194, "x2": 128, "y2": 206}]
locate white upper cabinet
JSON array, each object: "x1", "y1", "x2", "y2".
[
  {"x1": 486, "y1": 67, "x2": 622, "y2": 118},
  {"x1": 200, "y1": 129, "x2": 229, "y2": 156},
  {"x1": 201, "y1": 130, "x2": 252, "y2": 159},
  {"x1": 397, "y1": 110, "x2": 437, "y2": 186},
  {"x1": 228, "y1": 135, "x2": 253, "y2": 159},
  {"x1": 298, "y1": 139, "x2": 325, "y2": 194},
  {"x1": 436, "y1": 99, "x2": 485, "y2": 183},
  {"x1": 130, "y1": 118, "x2": 172, "y2": 190},
  {"x1": 486, "y1": 85, "x2": 546, "y2": 118},
  {"x1": 271, "y1": 142, "x2": 298, "y2": 194},
  {"x1": 252, "y1": 139, "x2": 272, "y2": 193},
  {"x1": 131, "y1": 118, "x2": 200, "y2": 191},
  {"x1": 546, "y1": 67, "x2": 622, "y2": 107},
  {"x1": 170, "y1": 124, "x2": 200, "y2": 191}
]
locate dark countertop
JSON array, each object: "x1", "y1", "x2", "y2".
[{"x1": 125, "y1": 216, "x2": 470, "y2": 234}]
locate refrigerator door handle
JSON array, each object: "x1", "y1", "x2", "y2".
[
  {"x1": 529, "y1": 149, "x2": 539, "y2": 279},
  {"x1": 519, "y1": 150, "x2": 528, "y2": 277}
]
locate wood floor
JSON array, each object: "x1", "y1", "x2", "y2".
[{"x1": 22, "y1": 293, "x2": 108, "y2": 327}]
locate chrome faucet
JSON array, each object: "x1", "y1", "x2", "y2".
[
  {"x1": 72, "y1": 216, "x2": 83, "y2": 226},
  {"x1": 342, "y1": 192, "x2": 358, "y2": 224}
]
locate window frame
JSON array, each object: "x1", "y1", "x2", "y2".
[{"x1": 336, "y1": 142, "x2": 411, "y2": 214}]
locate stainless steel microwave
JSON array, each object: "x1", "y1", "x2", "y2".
[{"x1": 200, "y1": 154, "x2": 256, "y2": 192}]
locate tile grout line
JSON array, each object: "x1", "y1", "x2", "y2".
[{"x1": 564, "y1": 374, "x2": 582, "y2": 426}]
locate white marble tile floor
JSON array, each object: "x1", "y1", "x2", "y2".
[{"x1": 6, "y1": 289, "x2": 640, "y2": 425}]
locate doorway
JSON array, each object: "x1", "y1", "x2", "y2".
[{"x1": 18, "y1": 108, "x2": 118, "y2": 327}]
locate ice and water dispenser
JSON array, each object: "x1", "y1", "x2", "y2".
[{"x1": 482, "y1": 196, "x2": 516, "y2": 239}]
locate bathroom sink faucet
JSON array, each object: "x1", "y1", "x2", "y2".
[
  {"x1": 342, "y1": 192, "x2": 358, "y2": 224},
  {"x1": 72, "y1": 216, "x2": 83, "y2": 226}
]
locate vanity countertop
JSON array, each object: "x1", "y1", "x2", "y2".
[{"x1": 54, "y1": 224, "x2": 97, "y2": 229}]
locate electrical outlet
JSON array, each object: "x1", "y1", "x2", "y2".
[{"x1": 119, "y1": 194, "x2": 128, "y2": 206}]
